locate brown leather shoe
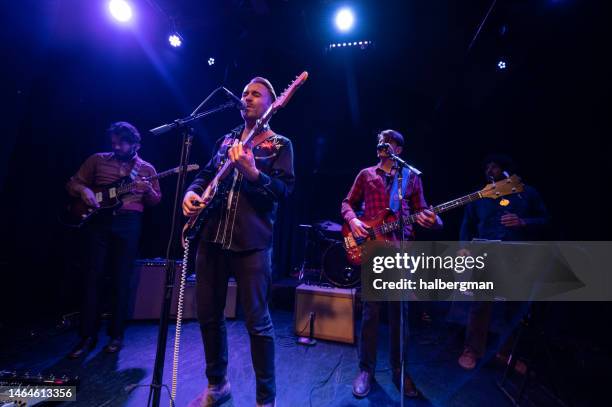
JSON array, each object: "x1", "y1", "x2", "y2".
[
  {"x1": 458, "y1": 347, "x2": 478, "y2": 370},
  {"x1": 103, "y1": 338, "x2": 123, "y2": 353},
  {"x1": 67, "y1": 337, "x2": 96, "y2": 359},
  {"x1": 187, "y1": 378, "x2": 231, "y2": 407},
  {"x1": 352, "y1": 370, "x2": 373, "y2": 398},
  {"x1": 392, "y1": 369, "x2": 419, "y2": 398}
]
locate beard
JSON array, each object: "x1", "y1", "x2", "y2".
[{"x1": 115, "y1": 149, "x2": 136, "y2": 161}]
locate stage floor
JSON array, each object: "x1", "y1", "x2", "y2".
[{"x1": 1, "y1": 309, "x2": 518, "y2": 407}]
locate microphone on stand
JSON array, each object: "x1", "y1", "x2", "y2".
[
  {"x1": 376, "y1": 143, "x2": 422, "y2": 175},
  {"x1": 221, "y1": 87, "x2": 247, "y2": 110},
  {"x1": 377, "y1": 142, "x2": 392, "y2": 151}
]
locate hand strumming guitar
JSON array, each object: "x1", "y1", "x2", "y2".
[
  {"x1": 80, "y1": 187, "x2": 99, "y2": 208},
  {"x1": 183, "y1": 191, "x2": 204, "y2": 217},
  {"x1": 349, "y1": 218, "x2": 370, "y2": 238}
]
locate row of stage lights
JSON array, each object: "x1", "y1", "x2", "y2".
[
  {"x1": 108, "y1": 1, "x2": 508, "y2": 70},
  {"x1": 328, "y1": 41, "x2": 373, "y2": 51}
]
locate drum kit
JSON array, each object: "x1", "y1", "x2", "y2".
[{"x1": 294, "y1": 220, "x2": 360, "y2": 288}]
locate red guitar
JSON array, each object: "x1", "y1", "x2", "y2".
[{"x1": 341, "y1": 175, "x2": 524, "y2": 265}]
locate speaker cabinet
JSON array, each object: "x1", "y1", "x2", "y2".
[
  {"x1": 130, "y1": 260, "x2": 237, "y2": 320},
  {"x1": 294, "y1": 284, "x2": 356, "y2": 344}
]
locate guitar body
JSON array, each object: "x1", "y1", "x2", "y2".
[
  {"x1": 181, "y1": 180, "x2": 229, "y2": 247},
  {"x1": 61, "y1": 178, "x2": 129, "y2": 227},
  {"x1": 342, "y1": 209, "x2": 398, "y2": 266}
]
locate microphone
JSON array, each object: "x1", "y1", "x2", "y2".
[
  {"x1": 377, "y1": 142, "x2": 391, "y2": 151},
  {"x1": 221, "y1": 87, "x2": 247, "y2": 110},
  {"x1": 376, "y1": 142, "x2": 422, "y2": 175}
]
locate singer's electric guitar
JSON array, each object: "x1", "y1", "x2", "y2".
[
  {"x1": 342, "y1": 175, "x2": 524, "y2": 265},
  {"x1": 181, "y1": 71, "x2": 309, "y2": 247},
  {"x1": 61, "y1": 164, "x2": 199, "y2": 227}
]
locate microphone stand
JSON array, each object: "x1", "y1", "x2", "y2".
[
  {"x1": 390, "y1": 155, "x2": 417, "y2": 407},
  {"x1": 146, "y1": 97, "x2": 237, "y2": 407}
]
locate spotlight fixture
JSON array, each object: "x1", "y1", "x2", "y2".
[
  {"x1": 108, "y1": 0, "x2": 133, "y2": 23},
  {"x1": 168, "y1": 33, "x2": 182, "y2": 47},
  {"x1": 335, "y1": 8, "x2": 355, "y2": 32}
]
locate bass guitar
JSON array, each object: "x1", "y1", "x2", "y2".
[{"x1": 342, "y1": 175, "x2": 524, "y2": 265}]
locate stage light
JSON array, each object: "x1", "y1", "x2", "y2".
[
  {"x1": 109, "y1": 0, "x2": 132, "y2": 23},
  {"x1": 208, "y1": 58, "x2": 215, "y2": 66},
  {"x1": 327, "y1": 40, "x2": 373, "y2": 51},
  {"x1": 497, "y1": 60, "x2": 507, "y2": 70},
  {"x1": 335, "y1": 8, "x2": 355, "y2": 32},
  {"x1": 168, "y1": 34, "x2": 182, "y2": 47}
]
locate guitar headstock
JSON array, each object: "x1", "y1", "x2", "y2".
[
  {"x1": 480, "y1": 174, "x2": 524, "y2": 199},
  {"x1": 271, "y1": 71, "x2": 309, "y2": 112}
]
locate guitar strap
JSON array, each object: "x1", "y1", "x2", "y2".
[
  {"x1": 389, "y1": 167, "x2": 411, "y2": 213},
  {"x1": 129, "y1": 159, "x2": 142, "y2": 181}
]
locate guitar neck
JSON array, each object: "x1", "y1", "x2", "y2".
[
  {"x1": 430, "y1": 191, "x2": 482, "y2": 216},
  {"x1": 206, "y1": 111, "x2": 277, "y2": 190},
  {"x1": 116, "y1": 168, "x2": 177, "y2": 195},
  {"x1": 379, "y1": 190, "x2": 483, "y2": 235}
]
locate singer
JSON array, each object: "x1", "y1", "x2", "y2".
[
  {"x1": 341, "y1": 129, "x2": 442, "y2": 399},
  {"x1": 183, "y1": 77, "x2": 295, "y2": 407}
]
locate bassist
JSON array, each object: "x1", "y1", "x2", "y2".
[{"x1": 341, "y1": 129, "x2": 442, "y2": 399}]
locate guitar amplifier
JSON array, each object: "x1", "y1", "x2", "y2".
[
  {"x1": 294, "y1": 284, "x2": 356, "y2": 344},
  {"x1": 130, "y1": 259, "x2": 237, "y2": 320}
]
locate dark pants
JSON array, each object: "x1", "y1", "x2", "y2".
[
  {"x1": 359, "y1": 301, "x2": 409, "y2": 374},
  {"x1": 80, "y1": 211, "x2": 142, "y2": 339},
  {"x1": 195, "y1": 241, "x2": 275, "y2": 404},
  {"x1": 465, "y1": 301, "x2": 493, "y2": 357}
]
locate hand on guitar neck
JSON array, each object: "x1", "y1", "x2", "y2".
[{"x1": 132, "y1": 178, "x2": 154, "y2": 194}]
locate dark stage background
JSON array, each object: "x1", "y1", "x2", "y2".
[{"x1": 0, "y1": 0, "x2": 607, "y2": 327}]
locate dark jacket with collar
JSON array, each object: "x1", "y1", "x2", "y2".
[{"x1": 186, "y1": 126, "x2": 295, "y2": 251}]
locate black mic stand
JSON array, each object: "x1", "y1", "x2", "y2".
[
  {"x1": 391, "y1": 155, "x2": 418, "y2": 407},
  {"x1": 146, "y1": 97, "x2": 238, "y2": 407}
]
